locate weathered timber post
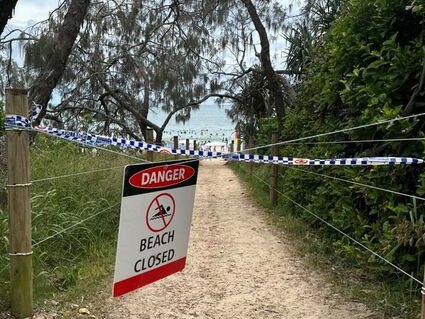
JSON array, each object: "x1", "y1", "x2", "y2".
[
  {"x1": 185, "y1": 139, "x2": 190, "y2": 151},
  {"x1": 248, "y1": 137, "x2": 254, "y2": 177},
  {"x1": 193, "y1": 140, "x2": 197, "y2": 151},
  {"x1": 270, "y1": 132, "x2": 278, "y2": 206},
  {"x1": 230, "y1": 141, "x2": 234, "y2": 153},
  {"x1": 173, "y1": 136, "x2": 178, "y2": 160},
  {"x1": 146, "y1": 128, "x2": 154, "y2": 162},
  {"x1": 6, "y1": 88, "x2": 33, "y2": 318},
  {"x1": 421, "y1": 267, "x2": 425, "y2": 319}
]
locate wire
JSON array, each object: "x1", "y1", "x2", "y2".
[
  {"x1": 244, "y1": 111, "x2": 425, "y2": 152},
  {"x1": 59, "y1": 137, "x2": 148, "y2": 162},
  {"x1": 31, "y1": 166, "x2": 125, "y2": 183},
  {"x1": 280, "y1": 137, "x2": 425, "y2": 145},
  {"x1": 32, "y1": 203, "x2": 120, "y2": 247},
  {"x1": 32, "y1": 127, "x2": 149, "y2": 162},
  {"x1": 285, "y1": 166, "x2": 425, "y2": 202},
  {"x1": 254, "y1": 174, "x2": 423, "y2": 286},
  {"x1": 30, "y1": 158, "x2": 200, "y2": 247}
]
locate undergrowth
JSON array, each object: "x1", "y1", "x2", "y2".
[
  {"x1": 0, "y1": 135, "x2": 140, "y2": 311},
  {"x1": 230, "y1": 161, "x2": 421, "y2": 318}
]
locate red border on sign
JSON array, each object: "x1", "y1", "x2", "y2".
[{"x1": 112, "y1": 257, "x2": 186, "y2": 297}]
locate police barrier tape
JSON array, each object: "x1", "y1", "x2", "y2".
[{"x1": 5, "y1": 114, "x2": 424, "y2": 166}]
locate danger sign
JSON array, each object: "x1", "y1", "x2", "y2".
[{"x1": 113, "y1": 159, "x2": 199, "y2": 297}]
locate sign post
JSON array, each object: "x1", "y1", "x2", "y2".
[{"x1": 113, "y1": 159, "x2": 199, "y2": 297}]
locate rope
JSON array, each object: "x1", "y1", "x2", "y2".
[
  {"x1": 31, "y1": 166, "x2": 124, "y2": 183},
  {"x1": 285, "y1": 166, "x2": 425, "y2": 202},
  {"x1": 243, "y1": 111, "x2": 425, "y2": 152},
  {"x1": 254, "y1": 174, "x2": 424, "y2": 286},
  {"x1": 9, "y1": 251, "x2": 33, "y2": 256},
  {"x1": 6, "y1": 183, "x2": 32, "y2": 187},
  {"x1": 32, "y1": 203, "x2": 120, "y2": 247}
]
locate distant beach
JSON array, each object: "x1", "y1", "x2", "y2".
[{"x1": 149, "y1": 103, "x2": 236, "y2": 147}]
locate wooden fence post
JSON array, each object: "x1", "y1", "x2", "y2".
[
  {"x1": 248, "y1": 137, "x2": 254, "y2": 177},
  {"x1": 185, "y1": 139, "x2": 190, "y2": 151},
  {"x1": 193, "y1": 140, "x2": 197, "y2": 151},
  {"x1": 421, "y1": 267, "x2": 425, "y2": 319},
  {"x1": 270, "y1": 132, "x2": 278, "y2": 206},
  {"x1": 6, "y1": 88, "x2": 33, "y2": 318},
  {"x1": 230, "y1": 141, "x2": 234, "y2": 153},
  {"x1": 146, "y1": 128, "x2": 154, "y2": 162},
  {"x1": 173, "y1": 136, "x2": 178, "y2": 160}
]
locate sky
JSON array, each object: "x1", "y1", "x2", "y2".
[
  {"x1": 3, "y1": 0, "x2": 61, "y2": 64},
  {"x1": 6, "y1": 0, "x2": 60, "y2": 30}
]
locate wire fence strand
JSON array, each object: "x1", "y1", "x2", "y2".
[
  {"x1": 254, "y1": 174, "x2": 423, "y2": 286},
  {"x1": 280, "y1": 137, "x2": 425, "y2": 145},
  {"x1": 285, "y1": 166, "x2": 425, "y2": 202},
  {"x1": 243, "y1": 111, "x2": 425, "y2": 153},
  {"x1": 31, "y1": 166, "x2": 125, "y2": 183},
  {"x1": 32, "y1": 202, "x2": 120, "y2": 248}
]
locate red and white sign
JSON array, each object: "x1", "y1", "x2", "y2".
[{"x1": 113, "y1": 160, "x2": 199, "y2": 297}]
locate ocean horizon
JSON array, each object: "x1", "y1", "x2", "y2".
[{"x1": 149, "y1": 103, "x2": 236, "y2": 145}]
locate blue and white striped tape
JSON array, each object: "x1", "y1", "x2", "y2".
[
  {"x1": 5, "y1": 114, "x2": 424, "y2": 166},
  {"x1": 6, "y1": 114, "x2": 31, "y2": 128},
  {"x1": 221, "y1": 153, "x2": 422, "y2": 165}
]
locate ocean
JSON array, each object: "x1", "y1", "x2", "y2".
[{"x1": 149, "y1": 103, "x2": 236, "y2": 147}]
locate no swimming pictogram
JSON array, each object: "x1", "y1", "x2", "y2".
[{"x1": 146, "y1": 193, "x2": 175, "y2": 232}]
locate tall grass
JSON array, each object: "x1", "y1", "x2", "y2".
[{"x1": 0, "y1": 135, "x2": 140, "y2": 310}]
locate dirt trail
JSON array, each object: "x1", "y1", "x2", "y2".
[{"x1": 106, "y1": 159, "x2": 372, "y2": 319}]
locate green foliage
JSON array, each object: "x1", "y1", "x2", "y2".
[
  {"x1": 0, "y1": 100, "x2": 4, "y2": 128},
  {"x1": 287, "y1": 0, "x2": 425, "y2": 285},
  {"x1": 0, "y1": 136, "x2": 136, "y2": 309},
  {"x1": 237, "y1": 0, "x2": 425, "y2": 314},
  {"x1": 226, "y1": 69, "x2": 268, "y2": 139},
  {"x1": 255, "y1": 117, "x2": 278, "y2": 152}
]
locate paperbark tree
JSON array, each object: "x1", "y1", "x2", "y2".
[
  {"x1": 241, "y1": 0, "x2": 293, "y2": 131},
  {"x1": 20, "y1": 0, "x2": 295, "y2": 144},
  {"x1": 0, "y1": 0, "x2": 18, "y2": 36},
  {"x1": 47, "y1": 1, "x2": 240, "y2": 143},
  {"x1": 27, "y1": 0, "x2": 90, "y2": 126}
]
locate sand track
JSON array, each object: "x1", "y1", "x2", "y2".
[{"x1": 106, "y1": 160, "x2": 372, "y2": 319}]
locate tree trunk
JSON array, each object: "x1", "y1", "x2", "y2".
[
  {"x1": 241, "y1": 0, "x2": 287, "y2": 131},
  {"x1": 155, "y1": 129, "x2": 163, "y2": 145},
  {"x1": 0, "y1": 0, "x2": 18, "y2": 35},
  {"x1": 30, "y1": 0, "x2": 91, "y2": 126}
]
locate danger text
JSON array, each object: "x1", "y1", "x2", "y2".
[{"x1": 141, "y1": 169, "x2": 185, "y2": 186}]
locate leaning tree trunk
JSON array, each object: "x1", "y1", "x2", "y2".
[
  {"x1": 241, "y1": 0, "x2": 288, "y2": 131},
  {"x1": 30, "y1": 0, "x2": 91, "y2": 126},
  {"x1": 0, "y1": 0, "x2": 18, "y2": 35}
]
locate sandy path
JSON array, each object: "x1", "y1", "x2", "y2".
[{"x1": 106, "y1": 160, "x2": 372, "y2": 319}]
